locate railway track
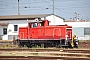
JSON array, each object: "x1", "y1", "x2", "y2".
[
  {"x1": 0, "y1": 56, "x2": 90, "y2": 60},
  {"x1": 0, "y1": 48, "x2": 90, "y2": 53},
  {"x1": 0, "y1": 48, "x2": 90, "y2": 60},
  {"x1": 0, "y1": 40, "x2": 90, "y2": 60},
  {"x1": 2, "y1": 51, "x2": 89, "y2": 57}
]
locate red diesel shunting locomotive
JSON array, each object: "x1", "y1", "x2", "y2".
[{"x1": 16, "y1": 20, "x2": 78, "y2": 48}]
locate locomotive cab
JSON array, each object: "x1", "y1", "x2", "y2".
[{"x1": 28, "y1": 20, "x2": 49, "y2": 28}]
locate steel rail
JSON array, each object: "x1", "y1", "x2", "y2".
[
  {"x1": 0, "y1": 56, "x2": 90, "y2": 60},
  {"x1": 0, "y1": 48, "x2": 90, "y2": 52}
]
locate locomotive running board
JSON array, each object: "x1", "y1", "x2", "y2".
[{"x1": 19, "y1": 39, "x2": 61, "y2": 40}]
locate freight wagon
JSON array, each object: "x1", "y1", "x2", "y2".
[{"x1": 16, "y1": 20, "x2": 78, "y2": 48}]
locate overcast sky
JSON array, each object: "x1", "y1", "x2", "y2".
[{"x1": 0, "y1": 0, "x2": 90, "y2": 20}]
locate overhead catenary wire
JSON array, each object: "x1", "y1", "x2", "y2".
[
  {"x1": 43, "y1": 0, "x2": 88, "y2": 20},
  {"x1": 0, "y1": 0, "x2": 89, "y2": 20}
]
